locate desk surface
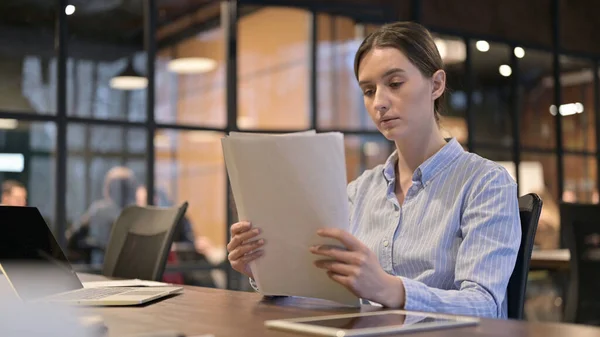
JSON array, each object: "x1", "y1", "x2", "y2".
[{"x1": 75, "y1": 274, "x2": 600, "y2": 337}]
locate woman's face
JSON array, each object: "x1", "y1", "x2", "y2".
[{"x1": 357, "y1": 47, "x2": 445, "y2": 142}]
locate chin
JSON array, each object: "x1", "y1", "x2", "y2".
[{"x1": 380, "y1": 125, "x2": 408, "y2": 142}]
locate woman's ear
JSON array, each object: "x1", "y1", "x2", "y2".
[{"x1": 432, "y1": 69, "x2": 446, "y2": 100}]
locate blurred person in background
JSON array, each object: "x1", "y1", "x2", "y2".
[
  {"x1": 68, "y1": 167, "x2": 138, "y2": 265},
  {"x1": 562, "y1": 190, "x2": 577, "y2": 203},
  {"x1": 1, "y1": 180, "x2": 27, "y2": 206}
]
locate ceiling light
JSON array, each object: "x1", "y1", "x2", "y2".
[
  {"x1": 514, "y1": 47, "x2": 525, "y2": 58},
  {"x1": 434, "y1": 38, "x2": 447, "y2": 59},
  {"x1": 499, "y1": 64, "x2": 512, "y2": 77},
  {"x1": 0, "y1": 119, "x2": 18, "y2": 129},
  {"x1": 65, "y1": 5, "x2": 75, "y2": 15},
  {"x1": 475, "y1": 40, "x2": 490, "y2": 52},
  {"x1": 434, "y1": 38, "x2": 466, "y2": 64},
  {"x1": 550, "y1": 102, "x2": 584, "y2": 116},
  {"x1": 167, "y1": 57, "x2": 217, "y2": 74},
  {"x1": 110, "y1": 61, "x2": 147, "y2": 90}
]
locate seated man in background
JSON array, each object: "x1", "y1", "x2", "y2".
[
  {"x1": 69, "y1": 167, "x2": 138, "y2": 265},
  {"x1": 1, "y1": 180, "x2": 27, "y2": 207}
]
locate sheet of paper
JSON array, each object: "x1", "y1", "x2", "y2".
[
  {"x1": 82, "y1": 279, "x2": 171, "y2": 288},
  {"x1": 222, "y1": 131, "x2": 360, "y2": 306},
  {"x1": 228, "y1": 130, "x2": 316, "y2": 137}
]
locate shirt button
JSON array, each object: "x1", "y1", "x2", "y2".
[{"x1": 383, "y1": 240, "x2": 389, "y2": 247}]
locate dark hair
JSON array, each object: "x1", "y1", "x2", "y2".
[
  {"x1": 103, "y1": 166, "x2": 138, "y2": 208},
  {"x1": 2, "y1": 180, "x2": 25, "y2": 195},
  {"x1": 354, "y1": 21, "x2": 445, "y2": 123}
]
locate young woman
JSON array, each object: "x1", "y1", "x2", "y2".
[{"x1": 226, "y1": 22, "x2": 521, "y2": 319}]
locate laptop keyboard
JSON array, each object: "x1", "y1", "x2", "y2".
[{"x1": 50, "y1": 287, "x2": 140, "y2": 301}]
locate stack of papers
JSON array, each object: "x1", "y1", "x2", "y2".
[{"x1": 221, "y1": 130, "x2": 359, "y2": 306}]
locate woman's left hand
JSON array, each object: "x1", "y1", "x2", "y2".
[{"x1": 310, "y1": 228, "x2": 405, "y2": 308}]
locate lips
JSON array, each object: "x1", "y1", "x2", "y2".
[
  {"x1": 379, "y1": 116, "x2": 400, "y2": 129},
  {"x1": 380, "y1": 117, "x2": 400, "y2": 123}
]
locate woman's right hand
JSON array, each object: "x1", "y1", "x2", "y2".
[{"x1": 227, "y1": 221, "x2": 265, "y2": 278}]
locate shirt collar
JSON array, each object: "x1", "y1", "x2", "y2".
[{"x1": 382, "y1": 138, "x2": 464, "y2": 186}]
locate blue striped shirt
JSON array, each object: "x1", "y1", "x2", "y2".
[{"x1": 348, "y1": 138, "x2": 521, "y2": 318}]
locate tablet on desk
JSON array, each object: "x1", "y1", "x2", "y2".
[{"x1": 264, "y1": 310, "x2": 479, "y2": 336}]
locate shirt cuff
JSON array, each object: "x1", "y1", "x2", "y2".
[
  {"x1": 249, "y1": 277, "x2": 260, "y2": 292},
  {"x1": 400, "y1": 276, "x2": 433, "y2": 313}
]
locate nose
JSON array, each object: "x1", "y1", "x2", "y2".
[{"x1": 373, "y1": 87, "x2": 390, "y2": 114}]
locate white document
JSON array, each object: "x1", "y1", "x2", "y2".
[
  {"x1": 222, "y1": 131, "x2": 360, "y2": 307},
  {"x1": 82, "y1": 279, "x2": 171, "y2": 288},
  {"x1": 228, "y1": 130, "x2": 316, "y2": 137}
]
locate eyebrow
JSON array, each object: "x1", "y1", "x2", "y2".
[{"x1": 358, "y1": 68, "x2": 406, "y2": 86}]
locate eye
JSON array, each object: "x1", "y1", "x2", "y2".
[
  {"x1": 363, "y1": 89, "x2": 375, "y2": 97},
  {"x1": 389, "y1": 82, "x2": 404, "y2": 88}
]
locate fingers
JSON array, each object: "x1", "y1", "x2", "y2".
[
  {"x1": 228, "y1": 238, "x2": 265, "y2": 261},
  {"x1": 227, "y1": 227, "x2": 261, "y2": 252},
  {"x1": 309, "y1": 245, "x2": 361, "y2": 265},
  {"x1": 327, "y1": 271, "x2": 354, "y2": 290},
  {"x1": 239, "y1": 249, "x2": 264, "y2": 263},
  {"x1": 316, "y1": 228, "x2": 364, "y2": 251},
  {"x1": 314, "y1": 260, "x2": 357, "y2": 276},
  {"x1": 230, "y1": 221, "x2": 252, "y2": 236},
  {"x1": 231, "y1": 249, "x2": 263, "y2": 272}
]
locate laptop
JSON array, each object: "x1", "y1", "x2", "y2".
[{"x1": 0, "y1": 206, "x2": 183, "y2": 306}]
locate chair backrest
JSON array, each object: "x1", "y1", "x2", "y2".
[
  {"x1": 560, "y1": 202, "x2": 600, "y2": 325},
  {"x1": 102, "y1": 202, "x2": 189, "y2": 281},
  {"x1": 507, "y1": 193, "x2": 542, "y2": 319}
]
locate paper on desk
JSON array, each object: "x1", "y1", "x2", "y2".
[
  {"x1": 222, "y1": 131, "x2": 360, "y2": 307},
  {"x1": 82, "y1": 279, "x2": 171, "y2": 288}
]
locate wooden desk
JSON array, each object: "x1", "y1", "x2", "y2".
[
  {"x1": 75, "y1": 275, "x2": 600, "y2": 337},
  {"x1": 530, "y1": 249, "x2": 571, "y2": 270}
]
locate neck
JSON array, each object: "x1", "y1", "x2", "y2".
[{"x1": 394, "y1": 122, "x2": 447, "y2": 179}]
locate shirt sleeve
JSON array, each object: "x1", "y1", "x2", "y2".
[
  {"x1": 400, "y1": 167, "x2": 521, "y2": 318},
  {"x1": 249, "y1": 277, "x2": 260, "y2": 292}
]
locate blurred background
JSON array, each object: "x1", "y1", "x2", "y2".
[{"x1": 0, "y1": 0, "x2": 597, "y2": 323}]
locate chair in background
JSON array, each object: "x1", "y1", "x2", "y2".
[
  {"x1": 507, "y1": 193, "x2": 542, "y2": 319},
  {"x1": 560, "y1": 202, "x2": 600, "y2": 325},
  {"x1": 102, "y1": 202, "x2": 189, "y2": 281}
]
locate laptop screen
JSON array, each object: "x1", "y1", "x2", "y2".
[{"x1": 0, "y1": 206, "x2": 83, "y2": 300}]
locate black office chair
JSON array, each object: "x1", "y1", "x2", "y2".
[
  {"x1": 102, "y1": 202, "x2": 189, "y2": 281},
  {"x1": 560, "y1": 203, "x2": 600, "y2": 325},
  {"x1": 507, "y1": 193, "x2": 542, "y2": 319}
]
